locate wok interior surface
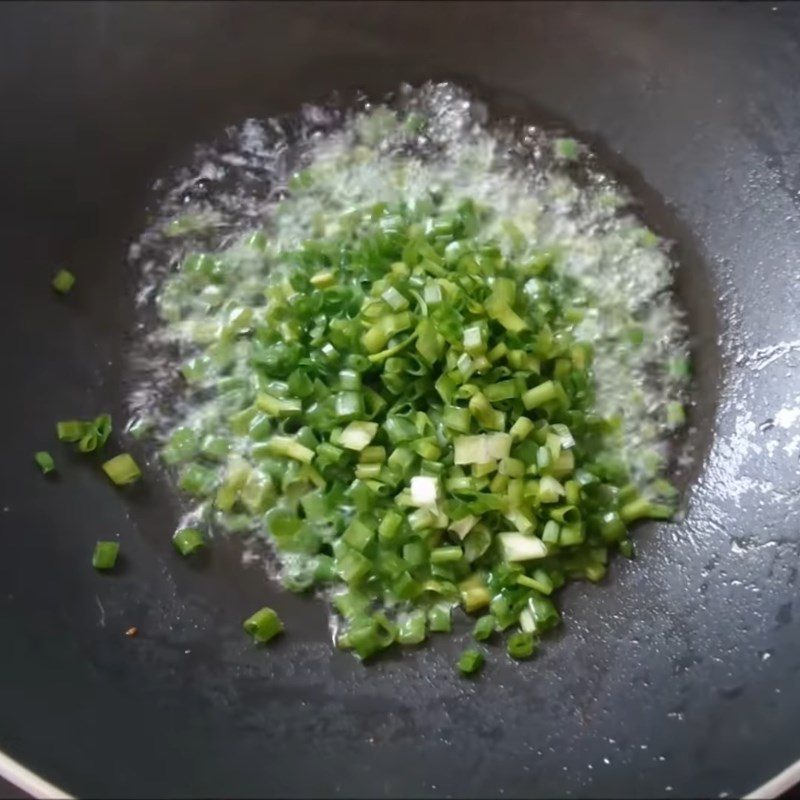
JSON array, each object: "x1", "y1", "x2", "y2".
[{"x1": 1, "y1": 2, "x2": 799, "y2": 797}]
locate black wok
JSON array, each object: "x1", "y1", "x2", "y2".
[{"x1": 1, "y1": 2, "x2": 799, "y2": 797}]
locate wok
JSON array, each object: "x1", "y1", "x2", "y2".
[{"x1": 1, "y1": 1, "x2": 799, "y2": 797}]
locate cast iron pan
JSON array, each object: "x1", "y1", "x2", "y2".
[{"x1": 1, "y1": 1, "x2": 799, "y2": 797}]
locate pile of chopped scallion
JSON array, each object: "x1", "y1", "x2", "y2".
[{"x1": 154, "y1": 194, "x2": 679, "y2": 665}]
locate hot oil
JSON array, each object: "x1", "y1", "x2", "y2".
[{"x1": 125, "y1": 81, "x2": 698, "y2": 587}]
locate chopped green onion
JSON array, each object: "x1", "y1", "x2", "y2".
[
  {"x1": 92, "y1": 541, "x2": 119, "y2": 571},
  {"x1": 554, "y1": 137, "x2": 579, "y2": 160},
  {"x1": 243, "y1": 607, "x2": 283, "y2": 644},
  {"x1": 34, "y1": 451, "x2": 55, "y2": 474},
  {"x1": 150, "y1": 185, "x2": 686, "y2": 663},
  {"x1": 499, "y1": 532, "x2": 547, "y2": 562},
  {"x1": 57, "y1": 413, "x2": 112, "y2": 453},
  {"x1": 162, "y1": 427, "x2": 198, "y2": 464},
  {"x1": 431, "y1": 546, "x2": 463, "y2": 564},
  {"x1": 507, "y1": 631, "x2": 536, "y2": 659},
  {"x1": 473, "y1": 614, "x2": 496, "y2": 642},
  {"x1": 428, "y1": 602, "x2": 452, "y2": 632},
  {"x1": 454, "y1": 433, "x2": 511, "y2": 465},
  {"x1": 666, "y1": 401, "x2": 686, "y2": 429},
  {"x1": 102, "y1": 453, "x2": 142, "y2": 485},
  {"x1": 52, "y1": 269, "x2": 76, "y2": 294},
  {"x1": 256, "y1": 392, "x2": 302, "y2": 417},
  {"x1": 397, "y1": 609, "x2": 427, "y2": 645},
  {"x1": 460, "y1": 574, "x2": 491, "y2": 612},
  {"x1": 410, "y1": 475, "x2": 439, "y2": 506},
  {"x1": 57, "y1": 420, "x2": 87, "y2": 442},
  {"x1": 266, "y1": 436, "x2": 315, "y2": 463},
  {"x1": 457, "y1": 649, "x2": 485, "y2": 676},
  {"x1": 619, "y1": 539, "x2": 634, "y2": 558},
  {"x1": 172, "y1": 527, "x2": 205, "y2": 556},
  {"x1": 178, "y1": 462, "x2": 217, "y2": 496},
  {"x1": 340, "y1": 421, "x2": 378, "y2": 451},
  {"x1": 522, "y1": 380, "x2": 558, "y2": 410},
  {"x1": 310, "y1": 271, "x2": 335, "y2": 288}
]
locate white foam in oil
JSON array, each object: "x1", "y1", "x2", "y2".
[{"x1": 126, "y1": 82, "x2": 689, "y2": 578}]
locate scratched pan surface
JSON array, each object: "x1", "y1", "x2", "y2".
[{"x1": 0, "y1": 1, "x2": 798, "y2": 797}]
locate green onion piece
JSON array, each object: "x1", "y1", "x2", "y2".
[
  {"x1": 619, "y1": 539, "x2": 634, "y2": 558},
  {"x1": 522, "y1": 380, "x2": 558, "y2": 410},
  {"x1": 102, "y1": 453, "x2": 142, "y2": 485},
  {"x1": 34, "y1": 451, "x2": 55, "y2": 474},
  {"x1": 266, "y1": 436, "x2": 315, "y2": 463},
  {"x1": 342, "y1": 613, "x2": 396, "y2": 660},
  {"x1": 443, "y1": 405, "x2": 472, "y2": 434},
  {"x1": 554, "y1": 137, "x2": 579, "y2": 160},
  {"x1": 382, "y1": 285, "x2": 409, "y2": 311},
  {"x1": 310, "y1": 271, "x2": 335, "y2": 288},
  {"x1": 600, "y1": 511, "x2": 626, "y2": 542},
  {"x1": 256, "y1": 392, "x2": 302, "y2": 417},
  {"x1": 509, "y1": 416, "x2": 534, "y2": 441},
  {"x1": 517, "y1": 569, "x2": 554, "y2": 595},
  {"x1": 473, "y1": 614, "x2": 496, "y2": 642},
  {"x1": 397, "y1": 609, "x2": 427, "y2": 645},
  {"x1": 585, "y1": 562, "x2": 606, "y2": 582},
  {"x1": 484, "y1": 380, "x2": 518, "y2": 402},
  {"x1": 340, "y1": 421, "x2": 378, "y2": 451},
  {"x1": 666, "y1": 401, "x2": 686, "y2": 429},
  {"x1": 485, "y1": 288, "x2": 526, "y2": 332},
  {"x1": 457, "y1": 649, "x2": 485, "y2": 676},
  {"x1": 335, "y1": 391, "x2": 364, "y2": 420},
  {"x1": 428, "y1": 602, "x2": 452, "y2": 632},
  {"x1": 57, "y1": 414, "x2": 113, "y2": 453},
  {"x1": 201, "y1": 435, "x2": 232, "y2": 461},
  {"x1": 360, "y1": 445, "x2": 386, "y2": 464},
  {"x1": 541, "y1": 519, "x2": 560, "y2": 544},
  {"x1": 620, "y1": 495, "x2": 670, "y2": 523},
  {"x1": 92, "y1": 541, "x2": 119, "y2": 570},
  {"x1": 243, "y1": 607, "x2": 283, "y2": 644},
  {"x1": 669, "y1": 356, "x2": 691, "y2": 380},
  {"x1": 499, "y1": 532, "x2": 547, "y2": 562},
  {"x1": 162, "y1": 427, "x2": 199, "y2": 465},
  {"x1": 52, "y1": 269, "x2": 76, "y2": 294},
  {"x1": 56, "y1": 420, "x2": 87, "y2": 442},
  {"x1": 172, "y1": 527, "x2": 205, "y2": 556},
  {"x1": 507, "y1": 631, "x2": 537, "y2": 660},
  {"x1": 538, "y1": 475, "x2": 565, "y2": 503},
  {"x1": 178, "y1": 463, "x2": 217, "y2": 496},
  {"x1": 559, "y1": 524, "x2": 585, "y2": 546},
  {"x1": 460, "y1": 574, "x2": 491, "y2": 612},
  {"x1": 93, "y1": 414, "x2": 112, "y2": 447},
  {"x1": 378, "y1": 510, "x2": 403, "y2": 542},
  {"x1": 431, "y1": 546, "x2": 462, "y2": 564},
  {"x1": 550, "y1": 505, "x2": 580, "y2": 524},
  {"x1": 454, "y1": 433, "x2": 512, "y2": 465},
  {"x1": 526, "y1": 594, "x2": 561, "y2": 632}
]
